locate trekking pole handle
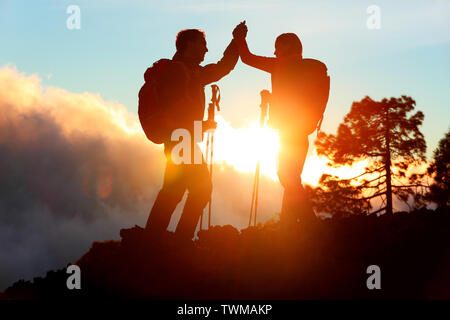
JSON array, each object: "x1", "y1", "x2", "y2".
[
  {"x1": 260, "y1": 90, "x2": 271, "y2": 127},
  {"x1": 208, "y1": 85, "x2": 220, "y2": 122},
  {"x1": 211, "y1": 84, "x2": 220, "y2": 112},
  {"x1": 207, "y1": 102, "x2": 215, "y2": 122}
]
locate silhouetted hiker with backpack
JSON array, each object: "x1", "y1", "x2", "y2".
[
  {"x1": 138, "y1": 28, "x2": 239, "y2": 242},
  {"x1": 233, "y1": 22, "x2": 330, "y2": 229}
]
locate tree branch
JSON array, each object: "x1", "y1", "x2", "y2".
[
  {"x1": 361, "y1": 174, "x2": 387, "y2": 184},
  {"x1": 349, "y1": 166, "x2": 384, "y2": 180},
  {"x1": 343, "y1": 191, "x2": 386, "y2": 201},
  {"x1": 366, "y1": 152, "x2": 385, "y2": 157},
  {"x1": 392, "y1": 184, "x2": 429, "y2": 188},
  {"x1": 370, "y1": 206, "x2": 386, "y2": 215}
]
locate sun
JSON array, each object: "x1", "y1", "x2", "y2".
[
  {"x1": 200, "y1": 115, "x2": 368, "y2": 187},
  {"x1": 200, "y1": 116, "x2": 280, "y2": 180}
]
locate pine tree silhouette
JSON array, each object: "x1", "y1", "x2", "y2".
[{"x1": 315, "y1": 96, "x2": 426, "y2": 215}]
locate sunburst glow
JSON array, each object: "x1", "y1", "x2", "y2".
[
  {"x1": 200, "y1": 116, "x2": 280, "y2": 179},
  {"x1": 199, "y1": 116, "x2": 368, "y2": 186}
]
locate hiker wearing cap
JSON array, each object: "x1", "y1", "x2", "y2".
[{"x1": 233, "y1": 22, "x2": 330, "y2": 229}]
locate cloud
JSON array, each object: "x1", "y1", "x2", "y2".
[
  {"x1": 0, "y1": 65, "x2": 282, "y2": 291},
  {"x1": 0, "y1": 65, "x2": 168, "y2": 290}
]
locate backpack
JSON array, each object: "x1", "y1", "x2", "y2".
[
  {"x1": 272, "y1": 58, "x2": 330, "y2": 135},
  {"x1": 299, "y1": 58, "x2": 330, "y2": 134},
  {"x1": 138, "y1": 59, "x2": 189, "y2": 144}
]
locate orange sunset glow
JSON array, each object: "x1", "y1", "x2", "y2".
[
  {"x1": 2, "y1": 0, "x2": 449, "y2": 302},
  {"x1": 0, "y1": 64, "x2": 405, "y2": 213},
  {"x1": 201, "y1": 115, "x2": 368, "y2": 186}
]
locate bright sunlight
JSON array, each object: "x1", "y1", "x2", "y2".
[{"x1": 200, "y1": 115, "x2": 368, "y2": 186}]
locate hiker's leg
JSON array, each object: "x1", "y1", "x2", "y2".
[
  {"x1": 175, "y1": 156, "x2": 212, "y2": 241},
  {"x1": 289, "y1": 135, "x2": 316, "y2": 224},
  {"x1": 278, "y1": 149, "x2": 301, "y2": 226},
  {"x1": 145, "y1": 161, "x2": 186, "y2": 235},
  {"x1": 292, "y1": 136, "x2": 316, "y2": 224},
  {"x1": 278, "y1": 135, "x2": 314, "y2": 224}
]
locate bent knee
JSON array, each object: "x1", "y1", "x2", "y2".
[
  {"x1": 277, "y1": 169, "x2": 302, "y2": 190},
  {"x1": 188, "y1": 181, "x2": 212, "y2": 205},
  {"x1": 158, "y1": 186, "x2": 185, "y2": 203}
]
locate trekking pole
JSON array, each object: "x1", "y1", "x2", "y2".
[
  {"x1": 201, "y1": 84, "x2": 220, "y2": 231},
  {"x1": 248, "y1": 90, "x2": 270, "y2": 228}
]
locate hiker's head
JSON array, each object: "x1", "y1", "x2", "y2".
[
  {"x1": 274, "y1": 33, "x2": 302, "y2": 58},
  {"x1": 176, "y1": 29, "x2": 208, "y2": 63}
]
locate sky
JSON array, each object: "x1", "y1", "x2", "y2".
[
  {"x1": 0, "y1": 0, "x2": 449, "y2": 290},
  {"x1": 1, "y1": 0, "x2": 449, "y2": 153}
]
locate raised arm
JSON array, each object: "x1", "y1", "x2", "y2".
[
  {"x1": 235, "y1": 37, "x2": 276, "y2": 74},
  {"x1": 200, "y1": 38, "x2": 239, "y2": 86},
  {"x1": 233, "y1": 21, "x2": 276, "y2": 74}
]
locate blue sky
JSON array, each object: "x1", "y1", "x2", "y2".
[{"x1": 1, "y1": 0, "x2": 449, "y2": 156}]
